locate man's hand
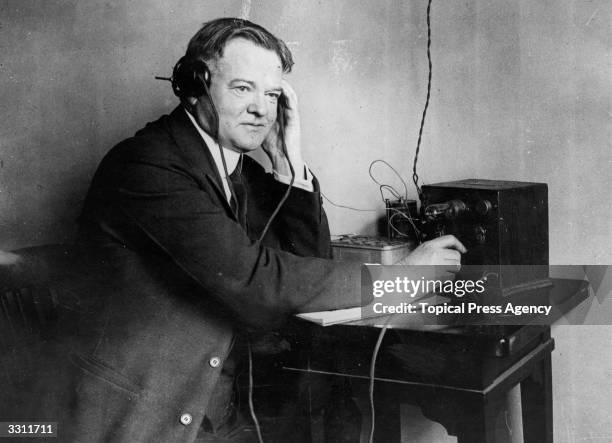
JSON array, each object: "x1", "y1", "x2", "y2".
[
  {"x1": 262, "y1": 79, "x2": 303, "y2": 176},
  {"x1": 396, "y1": 235, "x2": 467, "y2": 273}
]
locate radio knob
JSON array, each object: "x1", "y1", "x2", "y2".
[
  {"x1": 474, "y1": 225, "x2": 486, "y2": 244},
  {"x1": 475, "y1": 199, "x2": 492, "y2": 216},
  {"x1": 446, "y1": 200, "x2": 467, "y2": 219}
]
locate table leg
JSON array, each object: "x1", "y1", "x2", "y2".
[
  {"x1": 520, "y1": 354, "x2": 553, "y2": 443},
  {"x1": 454, "y1": 396, "x2": 507, "y2": 443}
]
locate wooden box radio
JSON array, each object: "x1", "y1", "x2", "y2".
[{"x1": 421, "y1": 179, "x2": 550, "y2": 296}]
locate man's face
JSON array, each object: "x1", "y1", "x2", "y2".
[{"x1": 205, "y1": 38, "x2": 283, "y2": 152}]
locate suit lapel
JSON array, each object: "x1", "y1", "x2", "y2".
[{"x1": 165, "y1": 106, "x2": 239, "y2": 222}]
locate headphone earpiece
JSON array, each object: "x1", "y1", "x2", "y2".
[{"x1": 171, "y1": 56, "x2": 211, "y2": 98}]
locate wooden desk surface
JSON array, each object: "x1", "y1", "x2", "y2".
[{"x1": 282, "y1": 279, "x2": 588, "y2": 390}]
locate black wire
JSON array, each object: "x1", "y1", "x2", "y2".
[
  {"x1": 320, "y1": 191, "x2": 378, "y2": 212},
  {"x1": 387, "y1": 208, "x2": 421, "y2": 241},
  {"x1": 198, "y1": 77, "x2": 240, "y2": 213},
  {"x1": 320, "y1": 159, "x2": 410, "y2": 213},
  {"x1": 257, "y1": 138, "x2": 295, "y2": 243},
  {"x1": 369, "y1": 159, "x2": 409, "y2": 201},
  {"x1": 412, "y1": 0, "x2": 433, "y2": 205},
  {"x1": 379, "y1": 184, "x2": 402, "y2": 202},
  {"x1": 369, "y1": 8, "x2": 434, "y2": 436},
  {"x1": 247, "y1": 340, "x2": 265, "y2": 443}
]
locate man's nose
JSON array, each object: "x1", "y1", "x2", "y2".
[{"x1": 247, "y1": 93, "x2": 268, "y2": 117}]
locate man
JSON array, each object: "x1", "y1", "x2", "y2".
[
  {"x1": 77, "y1": 18, "x2": 371, "y2": 442},
  {"x1": 3, "y1": 18, "x2": 464, "y2": 442}
]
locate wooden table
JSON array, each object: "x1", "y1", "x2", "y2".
[{"x1": 279, "y1": 278, "x2": 589, "y2": 443}]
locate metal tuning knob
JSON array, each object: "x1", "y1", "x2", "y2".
[
  {"x1": 474, "y1": 225, "x2": 487, "y2": 244},
  {"x1": 475, "y1": 199, "x2": 492, "y2": 216},
  {"x1": 446, "y1": 200, "x2": 467, "y2": 219}
]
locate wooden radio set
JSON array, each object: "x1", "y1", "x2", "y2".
[{"x1": 333, "y1": 179, "x2": 550, "y2": 297}]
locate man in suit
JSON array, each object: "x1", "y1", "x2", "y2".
[{"x1": 1, "y1": 17, "x2": 464, "y2": 442}]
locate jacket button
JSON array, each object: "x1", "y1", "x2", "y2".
[
  {"x1": 180, "y1": 413, "x2": 192, "y2": 426},
  {"x1": 209, "y1": 357, "x2": 221, "y2": 368}
]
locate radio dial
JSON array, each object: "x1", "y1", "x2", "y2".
[
  {"x1": 474, "y1": 225, "x2": 487, "y2": 244},
  {"x1": 475, "y1": 199, "x2": 492, "y2": 216},
  {"x1": 447, "y1": 200, "x2": 467, "y2": 219}
]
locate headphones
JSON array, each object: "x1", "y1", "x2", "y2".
[
  {"x1": 166, "y1": 56, "x2": 219, "y2": 139},
  {"x1": 171, "y1": 56, "x2": 212, "y2": 99}
]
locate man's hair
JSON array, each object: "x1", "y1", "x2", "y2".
[{"x1": 185, "y1": 17, "x2": 294, "y2": 73}]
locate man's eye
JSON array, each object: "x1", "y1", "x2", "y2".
[
  {"x1": 266, "y1": 93, "x2": 280, "y2": 101},
  {"x1": 233, "y1": 86, "x2": 250, "y2": 94}
]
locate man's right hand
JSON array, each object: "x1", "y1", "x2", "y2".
[{"x1": 396, "y1": 235, "x2": 467, "y2": 273}]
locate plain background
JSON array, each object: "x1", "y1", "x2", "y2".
[{"x1": 1, "y1": 1, "x2": 610, "y2": 441}]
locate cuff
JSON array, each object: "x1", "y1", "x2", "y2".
[{"x1": 273, "y1": 162, "x2": 314, "y2": 192}]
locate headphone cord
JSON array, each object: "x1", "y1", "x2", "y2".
[
  {"x1": 247, "y1": 338, "x2": 265, "y2": 443},
  {"x1": 197, "y1": 74, "x2": 241, "y2": 210},
  {"x1": 368, "y1": 316, "x2": 393, "y2": 443},
  {"x1": 257, "y1": 136, "x2": 295, "y2": 243}
]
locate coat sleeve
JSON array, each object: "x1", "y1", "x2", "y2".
[
  {"x1": 241, "y1": 157, "x2": 333, "y2": 259},
  {"x1": 81, "y1": 140, "x2": 367, "y2": 329}
]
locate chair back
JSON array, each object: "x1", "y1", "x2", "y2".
[{"x1": 0, "y1": 244, "x2": 77, "y2": 339}]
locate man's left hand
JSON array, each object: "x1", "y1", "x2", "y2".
[{"x1": 262, "y1": 79, "x2": 304, "y2": 176}]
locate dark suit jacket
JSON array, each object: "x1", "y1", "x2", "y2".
[{"x1": 3, "y1": 107, "x2": 363, "y2": 442}]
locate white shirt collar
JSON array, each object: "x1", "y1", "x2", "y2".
[{"x1": 184, "y1": 108, "x2": 241, "y2": 201}]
